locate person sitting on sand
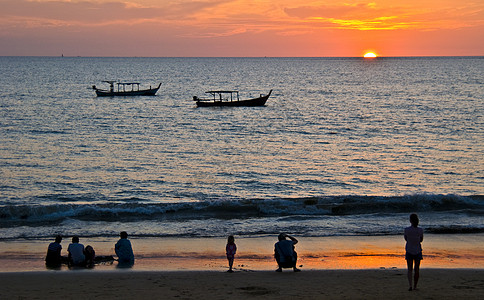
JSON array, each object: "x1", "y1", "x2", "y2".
[
  {"x1": 68, "y1": 236, "x2": 85, "y2": 267},
  {"x1": 45, "y1": 235, "x2": 63, "y2": 267},
  {"x1": 274, "y1": 233, "x2": 300, "y2": 272},
  {"x1": 226, "y1": 235, "x2": 237, "y2": 272},
  {"x1": 404, "y1": 213, "x2": 424, "y2": 291},
  {"x1": 84, "y1": 245, "x2": 96, "y2": 268},
  {"x1": 115, "y1": 231, "x2": 134, "y2": 265}
]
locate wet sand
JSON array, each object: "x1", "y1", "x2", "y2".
[
  {"x1": 1, "y1": 234, "x2": 483, "y2": 272},
  {"x1": 1, "y1": 235, "x2": 483, "y2": 298}
]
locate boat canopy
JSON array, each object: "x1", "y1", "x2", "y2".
[
  {"x1": 117, "y1": 82, "x2": 141, "y2": 86},
  {"x1": 205, "y1": 91, "x2": 239, "y2": 94},
  {"x1": 204, "y1": 90, "x2": 240, "y2": 101}
]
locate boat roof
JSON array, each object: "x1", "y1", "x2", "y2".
[
  {"x1": 205, "y1": 90, "x2": 239, "y2": 94},
  {"x1": 102, "y1": 81, "x2": 140, "y2": 85}
]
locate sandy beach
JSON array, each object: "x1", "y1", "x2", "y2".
[
  {"x1": 1, "y1": 234, "x2": 483, "y2": 298},
  {"x1": 1, "y1": 234, "x2": 483, "y2": 272},
  {"x1": 1, "y1": 269, "x2": 483, "y2": 299}
]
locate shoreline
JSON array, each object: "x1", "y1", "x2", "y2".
[
  {"x1": 1, "y1": 234, "x2": 483, "y2": 272},
  {"x1": 1, "y1": 269, "x2": 483, "y2": 299}
]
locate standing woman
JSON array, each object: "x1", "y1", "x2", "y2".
[{"x1": 404, "y1": 213, "x2": 424, "y2": 291}]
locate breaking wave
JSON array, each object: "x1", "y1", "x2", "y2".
[{"x1": 1, "y1": 194, "x2": 482, "y2": 226}]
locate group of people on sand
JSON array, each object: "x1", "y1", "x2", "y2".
[
  {"x1": 227, "y1": 233, "x2": 303, "y2": 273},
  {"x1": 229, "y1": 232, "x2": 301, "y2": 272},
  {"x1": 226, "y1": 213, "x2": 424, "y2": 291},
  {"x1": 46, "y1": 214, "x2": 424, "y2": 291},
  {"x1": 45, "y1": 231, "x2": 135, "y2": 269}
]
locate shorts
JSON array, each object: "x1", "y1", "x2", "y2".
[{"x1": 405, "y1": 252, "x2": 423, "y2": 261}]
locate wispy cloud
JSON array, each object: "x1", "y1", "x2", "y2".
[
  {"x1": 0, "y1": 0, "x2": 231, "y2": 25},
  {"x1": 283, "y1": 1, "x2": 484, "y2": 31}
]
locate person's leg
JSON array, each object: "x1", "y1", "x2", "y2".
[
  {"x1": 413, "y1": 259, "x2": 421, "y2": 290},
  {"x1": 407, "y1": 259, "x2": 414, "y2": 291},
  {"x1": 292, "y1": 253, "x2": 300, "y2": 272},
  {"x1": 228, "y1": 258, "x2": 234, "y2": 272},
  {"x1": 275, "y1": 255, "x2": 282, "y2": 271}
]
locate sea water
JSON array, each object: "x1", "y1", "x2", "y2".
[{"x1": 0, "y1": 57, "x2": 483, "y2": 241}]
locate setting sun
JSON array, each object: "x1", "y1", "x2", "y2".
[{"x1": 364, "y1": 52, "x2": 378, "y2": 58}]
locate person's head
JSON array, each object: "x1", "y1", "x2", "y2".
[
  {"x1": 227, "y1": 235, "x2": 235, "y2": 244},
  {"x1": 278, "y1": 233, "x2": 286, "y2": 241},
  {"x1": 72, "y1": 236, "x2": 79, "y2": 243},
  {"x1": 85, "y1": 245, "x2": 94, "y2": 254},
  {"x1": 55, "y1": 235, "x2": 62, "y2": 243},
  {"x1": 120, "y1": 231, "x2": 128, "y2": 239},
  {"x1": 410, "y1": 213, "x2": 419, "y2": 227}
]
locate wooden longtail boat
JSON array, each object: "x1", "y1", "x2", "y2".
[
  {"x1": 92, "y1": 81, "x2": 161, "y2": 97},
  {"x1": 193, "y1": 90, "x2": 272, "y2": 107}
]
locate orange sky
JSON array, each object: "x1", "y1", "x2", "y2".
[{"x1": 0, "y1": 0, "x2": 483, "y2": 56}]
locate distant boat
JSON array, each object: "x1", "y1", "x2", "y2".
[
  {"x1": 92, "y1": 81, "x2": 161, "y2": 97},
  {"x1": 193, "y1": 90, "x2": 272, "y2": 107}
]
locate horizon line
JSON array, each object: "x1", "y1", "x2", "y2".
[{"x1": 1, "y1": 55, "x2": 483, "y2": 59}]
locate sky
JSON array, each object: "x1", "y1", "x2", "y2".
[{"x1": 0, "y1": 0, "x2": 483, "y2": 57}]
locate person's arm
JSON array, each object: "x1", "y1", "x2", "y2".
[{"x1": 286, "y1": 234, "x2": 298, "y2": 245}]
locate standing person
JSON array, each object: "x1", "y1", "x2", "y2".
[
  {"x1": 115, "y1": 231, "x2": 134, "y2": 266},
  {"x1": 225, "y1": 235, "x2": 237, "y2": 273},
  {"x1": 274, "y1": 233, "x2": 300, "y2": 272},
  {"x1": 67, "y1": 236, "x2": 85, "y2": 267},
  {"x1": 404, "y1": 213, "x2": 424, "y2": 291},
  {"x1": 45, "y1": 235, "x2": 63, "y2": 267}
]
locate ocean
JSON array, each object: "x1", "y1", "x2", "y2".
[{"x1": 0, "y1": 56, "x2": 483, "y2": 242}]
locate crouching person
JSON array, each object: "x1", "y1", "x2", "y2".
[{"x1": 274, "y1": 233, "x2": 300, "y2": 272}]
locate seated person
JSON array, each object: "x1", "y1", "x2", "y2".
[
  {"x1": 115, "y1": 231, "x2": 134, "y2": 265},
  {"x1": 84, "y1": 245, "x2": 96, "y2": 268},
  {"x1": 67, "y1": 236, "x2": 85, "y2": 267},
  {"x1": 45, "y1": 235, "x2": 63, "y2": 267},
  {"x1": 274, "y1": 233, "x2": 300, "y2": 272}
]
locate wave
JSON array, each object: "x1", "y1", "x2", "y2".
[{"x1": 0, "y1": 194, "x2": 482, "y2": 226}]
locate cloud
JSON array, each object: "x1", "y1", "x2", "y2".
[
  {"x1": 283, "y1": 1, "x2": 484, "y2": 31},
  {"x1": 0, "y1": 0, "x2": 231, "y2": 25},
  {"x1": 284, "y1": 3, "x2": 378, "y2": 19}
]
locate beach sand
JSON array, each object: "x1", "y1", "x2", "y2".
[
  {"x1": 1, "y1": 269, "x2": 483, "y2": 299},
  {"x1": 1, "y1": 234, "x2": 483, "y2": 272},
  {"x1": 1, "y1": 234, "x2": 483, "y2": 299}
]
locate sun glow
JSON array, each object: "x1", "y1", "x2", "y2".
[{"x1": 364, "y1": 52, "x2": 377, "y2": 58}]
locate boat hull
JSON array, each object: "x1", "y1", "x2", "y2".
[{"x1": 195, "y1": 90, "x2": 272, "y2": 107}]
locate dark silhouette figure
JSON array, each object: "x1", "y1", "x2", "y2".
[
  {"x1": 274, "y1": 233, "x2": 300, "y2": 272},
  {"x1": 67, "y1": 236, "x2": 85, "y2": 267},
  {"x1": 404, "y1": 214, "x2": 424, "y2": 291},
  {"x1": 115, "y1": 231, "x2": 134, "y2": 267},
  {"x1": 226, "y1": 235, "x2": 237, "y2": 272},
  {"x1": 84, "y1": 245, "x2": 96, "y2": 268},
  {"x1": 45, "y1": 235, "x2": 63, "y2": 268}
]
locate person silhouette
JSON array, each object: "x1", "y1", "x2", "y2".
[
  {"x1": 226, "y1": 235, "x2": 237, "y2": 272},
  {"x1": 404, "y1": 213, "x2": 424, "y2": 291},
  {"x1": 274, "y1": 233, "x2": 300, "y2": 272},
  {"x1": 115, "y1": 231, "x2": 134, "y2": 267},
  {"x1": 67, "y1": 236, "x2": 85, "y2": 267},
  {"x1": 45, "y1": 235, "x2": 63, "y2": 268}
]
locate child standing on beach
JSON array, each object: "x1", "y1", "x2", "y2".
[
  {"x1": 404, "y1": 213, "x2": 424, "y2": 291},
  {"x1": 226, "y1": 235, "x2": 237, "y2": 272}
]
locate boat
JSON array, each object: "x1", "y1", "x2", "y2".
[
  {"x1": 92, "y1": 81, "x2": 161, "y2": 97},
  {"x1": 193, "y1": 90, "x2": 272, "y2": 107}
]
